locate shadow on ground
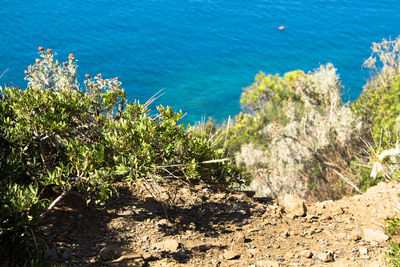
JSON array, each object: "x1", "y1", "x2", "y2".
[{"x1": 38, "y1": 185, "x2": 271, "y2": 265}]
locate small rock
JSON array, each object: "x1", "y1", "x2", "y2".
[
  {"x1": 316, "y1": 200, "x2": 333, "y2": 209},
  {"x1": 299, "y1": 250, "x2": 313, "y2": 258},
  {"x1": 349, "y1": 234, "x2": 361, "y2": 241},
  {"x1": 43, "y1": 248, "x2": 58, "y2": 260},
  {"x1": 61, "y1": 248, "x2": 73, "y2": 260},
  {"x1": 107, "y1": 253, "x2": 145, "y2": 266},
  {"x1": 359, "y1": 247, "x2": 368, "y2": 256},
  {"x1": 223, "y1": 250, "x2": 240, "y2": 260},
  {"x1": 327, "y1": 207, "x2": 344, "y2": 217},
  {"x1": 234, "y1": 231, "x2": 246, "y2": 243},
  {"x1": 157, "y1": 219, "x2": 168, "y2": 225},
  {"x1": 256, "y1": 260, "x2": 280, "y2": 267},
  {"x1": 285, "y1": 252, "x2": 293, "y2": 258},
  {"x1": 281, "y1": 231, "x2": 290, "y2": 238},
  {"x1": 282, "y1": 194, "x2": 307, "y2": 217},
  {"x1": 316, "y1": 251, "x2": 334, "y2": 262},
  {"x1": 99, "y1": 246, "x2": 120, "y2": 261},
  {"x1": 173, "y1": 251, "x2": 189, "y2": 261},
  {"x1": 248, "y1": 248, "x2": 258, "y2": 255},
  {"x1": 363, "y1": 228, "x2": 389, "y2": 242},
  {"x1": 153, "y1": 239, "x2": 180, "y2": 252}
]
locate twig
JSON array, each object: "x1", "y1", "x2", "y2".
[
  {"x1": 156, "y1": 158, "x2": 231, "y2": 169},
  {"x1": 40, "y1": 174, "x2": 86, "y2": 218},
  {"x1": 40, "y1": 190, "x2": 69, "y2": 218},
  {"x1": 331, "y1": 169, "x2": 362, "y2": 194}
]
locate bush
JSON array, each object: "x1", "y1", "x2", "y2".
[
  {"x1": 0, "y1": 48, "x2": 247, "y2": 264},
  {"x1": 234, "y1": 64, "x2": 362, "y2": 199},
  {"x1": 386, "y1": 215, "x2": 400, "y2": 266},
  {"x1": 353, "y1": 37, "x2": 400, "y2": 145}
]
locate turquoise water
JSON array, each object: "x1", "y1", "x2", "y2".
[{"x1": 1, "y1": 1, "x2": 400, "y2": 123}]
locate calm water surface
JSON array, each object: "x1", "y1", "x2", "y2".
[{"x1": 1, "y1": 1, "x2": 400, "y2": 122}]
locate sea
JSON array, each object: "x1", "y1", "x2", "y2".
[{"x1": 1, "y1": 0, "x2": 400, "y2": 123}]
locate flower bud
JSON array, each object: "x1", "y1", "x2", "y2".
[
  {"x1": 35, "y1": 58, "x2": 41, "y2": 64},
  {"x1": 47, "y1": 49, "x2": 52, "y2": 54},
  {"x1": 38, "y1": 46, "x2": 44, "y2": 51},
  {"x1": 68, "y1": 54, "x2": 75, "y2": 61},
  {"x1": 62, "y1": 62, "x2": 68, "y2": 67},
  {"x1": 85, "y1": 74, "x2": 90, "y2": 79}
]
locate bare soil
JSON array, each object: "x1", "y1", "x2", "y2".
[{"x1": 39, "y1": 181, "x2": 400, "y2": 266}]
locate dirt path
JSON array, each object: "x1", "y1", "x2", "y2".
[{"x1": 39, "y1": 181, "x2": 400, "y2": 266}]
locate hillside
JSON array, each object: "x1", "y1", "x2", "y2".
[{"x1": 39, "y1": 181, "x2": 398, "y2": 266}]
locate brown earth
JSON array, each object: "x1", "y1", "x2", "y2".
[{"x1": 39, "y1": 181, "x2": 400, "y2": 266}]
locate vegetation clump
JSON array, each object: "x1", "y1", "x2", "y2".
[{"x1": 0, "y1": 48, "x2": 247, "y2": 264}]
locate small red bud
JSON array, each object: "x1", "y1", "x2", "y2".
[
  {"x1": 35, "y1": 58, "x2": 41, "y2": 64},
  {"x1": 47, "y1": 49, "x2": 52, "y2": 54},
  {"x1": 68, "y1": 54, "x2": 75, "y2": 61},
  {"x1": 38, "y1": 46, "x2": 44, "y2": 51},
  {"x1": 62, "y1": 62, "x2": 67, "y2": 67},
  {"x1": 85, "y1": 74, "x2": 90, "y2": 79}
]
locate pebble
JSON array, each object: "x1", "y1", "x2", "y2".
[
  {"x1": 282, "y1": 194, "x2": 307, "y2": 217},
  {"x1": 256, "y1": 260, "x2": 280, "y2": 267},
  {"x1": 153, "y1": 239, "x2": 180, "y2": 252},
  {"x1": 359, "y1": 247, "x2": 368, "y2": 256},
  {"x1": 316, "y1": 251, "x2": 334, "y2": 262},
  {"x1": 299, "y1": 250, "x2": 313, "y2": 258},
  {"x1": 223, "y1": 250, "x2": 240, "y2": 260},
  {"x1": 363, "y1": 228, "x2": 389, "y2": 242}
]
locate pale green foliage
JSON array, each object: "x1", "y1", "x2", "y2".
[
  {"x1": 236, "y1": 64, "x2": 362, "y2": 199},
  {"x1": 241, "y1": 70, "x2": 304, "y2": 112}
]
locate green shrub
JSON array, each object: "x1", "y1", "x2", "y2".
[
  {"x1": 234, "y1": 64, "x2": 362, "y2": 199},
  {"x1": 211, "y1": 70, "x2": 304, "y2": 155},
  {"x1": 0, "y1": 48, "x2": 247, "y2": 264},
  {"x1": 353, "y1": 37, "x2": 400, "y2": 145},
  {"x1": 386, "y1": 216, "x2": 400, "y2": 266},
  {"x1": 241, "y1": 70, "x2": 304, "y2": 112}
]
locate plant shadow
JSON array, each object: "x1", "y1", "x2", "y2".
[{"x1": 38, "y1": 185, "x2": 272, "y2": 266}]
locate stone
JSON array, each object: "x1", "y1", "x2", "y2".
[
  {"x1": 43, "y1": 248, "x2": 58, "y2": 260},
  {"x1": 280, "y1": 231, "x2": 290, "y2": 238},
  {"x1": 349, "y1": 234, "x2": 361, "y2": 241},
  {"x1": 285, "y1": 252, "x2": 293, "y2": 258},
  {"x1": 363, "y1": 228, "x2": 389, "y2": 242},
  {"x1": 157, "y1": 219, "x2": 168, "y2": 225},
  {"x1": 248, "y1": 248, "x2": 259, "y2": 255},
  {"x1": 173, "y1": 251, "x2": 189, "y2": 261},
  {"x1": 61, "y1": 248, "x2": 73, "y2": 260},
  {"x1": 106, "y1": 253, "x2": 145, "y2": 266},
  {"x1": 256, "y1": 260, "x2": 280, "y2": 267},
  {"x1": 153, "y1": 239, "x2": 180, "y2": 252},
  {"x1": 359, "y1": 247, "x2": 368, "y2": 256},
  {"x1": 299, "y1": 250, "x2": 313, "y2": 258},
  {"x1": 223, "y1": 250, "x2": 240, "y2": 260},
  {"x1": 282, "y1": 194, "x2": 307, "y2": 217},
  {"x1": 316, "y1": 251, "x2": 334, "y2": 262},
  {"x1": 234, "y1": 231, "x2": 246, "y2": 243},
  {"x1": 99, "y1": 246, "x2": 121, "y2": 261}
]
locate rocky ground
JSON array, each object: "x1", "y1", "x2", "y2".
[{"x1": 39, "y1": 181, "x2": 400, "y2": 266}]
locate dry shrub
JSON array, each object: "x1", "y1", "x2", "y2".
[{"x1": 236, "y1": 64, "x2": 362, "y2": 200}]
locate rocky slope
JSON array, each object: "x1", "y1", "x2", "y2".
[{"x1": 39, "y1": 181, "x2": 400, "y2": 266}]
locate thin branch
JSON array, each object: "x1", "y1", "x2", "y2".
[
  {"x1": 331, "y1": 168, "x2": 362, "y2": 194},
  {"x1": 40, "y1": 190, "x2": 68, "y2": 218}
]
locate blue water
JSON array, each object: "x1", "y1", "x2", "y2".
[{"x1": 1, "y1": 1, "x2": 400, "y2": 123}]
